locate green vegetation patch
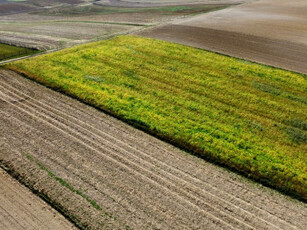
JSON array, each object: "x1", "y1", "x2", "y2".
[
  {"x1": 7, "y1": 35, "x2": 307, "y2": 200},
  {"x1": 0, "y1": 43, "x2": 38, "y2": 61}
]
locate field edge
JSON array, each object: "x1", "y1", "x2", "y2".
[{"x1": 4, "y1": 62, "x2": 307, "y2": 203}]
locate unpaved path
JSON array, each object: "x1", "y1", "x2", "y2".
[
  {"x1": 138, "y1": 0, "x2": 307, "y2": 74},
  {"x1": 0, "y1": 168, "x2": 77, "y2": 230},
  {"x1": 0, "y1": 69, "x2": 306, "y2": 229}
]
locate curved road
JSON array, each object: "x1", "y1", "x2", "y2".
[{"x1": 0, "y1": 69, "x2": 306, "y2": 229}]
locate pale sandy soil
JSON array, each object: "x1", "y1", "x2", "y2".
[
  {"x1": 0, "y1": 168, "x2": 77, "y2": 230},
  {"x1": 0, "y1": 0, "x2": 245, "y2": 49},
  {"x1": 0, "y1": 69, "x2": 306, "y2": 229},
  {"x1": 138, "y1": 0, "x2": 307, "y2": 74},
  {"x1": 95, "y1": 0, "x2": 248, "y2": 7}
]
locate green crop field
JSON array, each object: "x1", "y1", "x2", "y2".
[
  {"x1": 0, "y1": 43, "x2": 38, "y2": 61},
  {"x1": 7, "y1": 36, "x2": 307, "y2": 200}
]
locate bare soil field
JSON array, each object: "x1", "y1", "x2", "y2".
[
  {"x1": 0, "y1": 168, "x2": 77, "y2": 230},
  {"x1": 138, "y1": 0, "x2": 307, "y2": 74},
  {"x1": 0, "y1": 69, "x2": 306, "y2": 229},
  {"x1": 94, "y1": 0, "x2": 246, "y2": 7},
  {"x1": 0, "y1": 0, "x2": 243, "y2": 49}
]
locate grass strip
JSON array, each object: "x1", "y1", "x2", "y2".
[
  {"x1": 25, "y1": 154, "x2": 103, "y2": 211},
  {"x1": 0, "y1": 43, "x2": 39, "y2": 61}
]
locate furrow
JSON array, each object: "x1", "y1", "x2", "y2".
[
  {"x1": 0, "y1": 110, "x2": 194, "y2": 230},
  {"x1": 0, "y1": 89, "x2": 238, "y2": 229},
  {"x1": 0, "y1": 80, "x2": 268, "y2": 229},
  {"x1": 0, "y1": 74, "x2": 299, "y2": 230}
]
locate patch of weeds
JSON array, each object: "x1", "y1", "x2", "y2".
[
  {"x1": 246, "y1": 120, "x2": 263, "y2": 132},
  {"x1": 285, "y1": 127, "x2": 307, "y2": 144},
  {"x1": 123, "y1": 82, "x2": 135, "y2": 89},
  {"x1": 286, "y1": 94, "x2": 307, "y2": 105},
  {"x1": 123, "y1": 70, "x2": 139, "y2": 80},
  {"x1": 286, "y1": 118, "x2": 307, "y2": 131},
  {"x1": 167, "y1": 66, "x2": 177, "y2": 72},
  {"x1": 253, "y1": 81, "x2": 282, "y2": 96},
  {"x1": 83, "y1": 75, "x2": 104, "y2": 83}
]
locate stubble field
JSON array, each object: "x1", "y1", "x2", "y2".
[{"x1": 0, "y1": 0, "x2": 238, "y2": 49}]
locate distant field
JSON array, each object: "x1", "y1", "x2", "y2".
[
  {"x1": 7, "y1": 36, "x2": 307, "y2": 200},
  {"x1": 39, "y1": 4, "x2": 230, "y2": 16},
  {"x1": 0, "y1": 43, "x2": 38, "y2": 61}
]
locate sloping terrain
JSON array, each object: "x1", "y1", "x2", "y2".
[
  {"x1": 0, "y1": 0, "x2": 244, "y2": 49},
  {"x1": 138, "y1": 0, "x2": 307, "y2": 74},
  {"x1": 0, "y1": 168, "x2": 77, "y2": 230},
  {"x1": 7, "y1": 36, "x2": 307, "y2": 199},
  {"x1": 0, "y1": 69, "x2": 306, "y2": 229}
]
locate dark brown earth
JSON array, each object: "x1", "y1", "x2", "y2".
[
  {"x1": 138, "y1": 25, "x2": 307, "y2": 74},
  {"x1": 138, "y1": 0, "x2": 307, "y2": 74},
  {"x1": 0, "y1": 69, "x2": 306, "y2": 229}
]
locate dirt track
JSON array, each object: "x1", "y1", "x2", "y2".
[
  {"x1": 0, "y1": 69, "x2": 306, "y2": 229},
  {"x1": 0, "y1": 168, "x2": 77, "y2": 230},
  {"x1": 138, "y1": 0, "x2": 307, "y2": 74}
]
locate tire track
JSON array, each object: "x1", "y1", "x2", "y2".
[
  {"x1": 0, "y1": 111, "x2": 194, "y2": 230},
  {"x1": 0, "y1": 72, "x2": 302, "y2": 230},
  {"x1": 0, "y1": 76, "x2": 287, "y2": 230},
  {"x1": 0, "y1": 71, "x2": 306, "y2": 229},
  {"x1": 0, "y1": 79, "x2": 292, "y2": 229},
  {"x1": 0, "y1": 86, "x2": 239, "y2": 229}
]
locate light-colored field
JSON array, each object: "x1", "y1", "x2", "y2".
[
  {"x1": 138, "y1": 0, "x2": 307, "y2": 74},
  {"x1": 0, "y1": 69, "x2": 306, "y2": 229},
  {"x1": 0, "y1": 0, "x2": 243, "y2": 49},
  {"x1": 0, "y1": 168, "x2": 77, "y2": 230}
]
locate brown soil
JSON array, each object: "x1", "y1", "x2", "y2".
[
  {"x1": 0, "y1": 69, "x2": 306, "y2": 229},
  {"x1": 94, "y1": 0, "x2": 246, "y2": 8},
  {"x1": 0, "y1": 168, "x2": 77, "y2": 230},
  {"x1": 138, "y1": 0, "x2": 307, "y2": 74}
]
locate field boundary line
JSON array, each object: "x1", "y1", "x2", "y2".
[
  {"x1": 0, "y1": 87, "x2": 240, "y2": 230},
  {"x1": 0, "y1": 77, "x2": 295, "y2": 230}
]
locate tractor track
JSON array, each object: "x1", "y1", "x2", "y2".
[{"x1": 0, "y1": 69, "x2": 306, "y2": 229}]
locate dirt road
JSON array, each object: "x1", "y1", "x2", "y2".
[
  {"x1": 0, "y1": 69, "x2": 306, "y2": 229},
  {"x1": 0, "y1": 168, "x2": 77, "y2": 230},
  {"x1": 138, "y1": 0, "x2": 307, "y2": 74}
]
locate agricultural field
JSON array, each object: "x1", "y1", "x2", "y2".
[
  {"x1": 0, "y1": 0, "x2": 242, "y2": 49},
  {"x1": 0, "y1": 69, "x2": 306, "y2": 229},
  {"x1": 139, "y1": 0, "x2": 307, "y2": 74},
  {"x1": 0, "y1": 43, "x2": 38, "y2": 61},
  {"x1": 6, "y1": 35, "x2": 307, "y2": 200},
  {"x1": 0, "y1": 168, "x2": 77, "y2": 230}
]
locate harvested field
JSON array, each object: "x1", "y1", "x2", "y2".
[
  {"x1": 0, "y1": 0, "x2": 243, "y2": 49},
  {"x1": 0, "y1": 168, "x2": 77, "y2": 230},
  {"x1": 138, "y1": 0, "x2": 307, "y2": 74},
  {"x1": 7, "y1": 36, "x2": 307, "y2": 200},
  {"x1": 0, "y1": 69, "x2": 306, "y2": 229},
  {"x1": 94, "y1": 0, "x2": 247, "y2": 7}
]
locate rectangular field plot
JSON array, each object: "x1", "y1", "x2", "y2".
[
  {"x1": 0, "y1": 43, "x2": 38, "y2": 61},
  {"x1": 7, "y1": 35, "x2": 307, "y2": 200}
]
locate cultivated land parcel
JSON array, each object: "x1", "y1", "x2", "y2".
[
  {"x1": 0, "y1": 43, "x2": 37, "y2": 61},
  {"x1": 7, "y1": 36, "x2": 307, "y2": 200}
]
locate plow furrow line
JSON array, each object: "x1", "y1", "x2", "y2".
[
  {"x1": 1, "y1": 88, "x2": 243, "y2": 230},
  {"x1": 0, "y1": 77, "x2": 298, "y2": 229}
]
